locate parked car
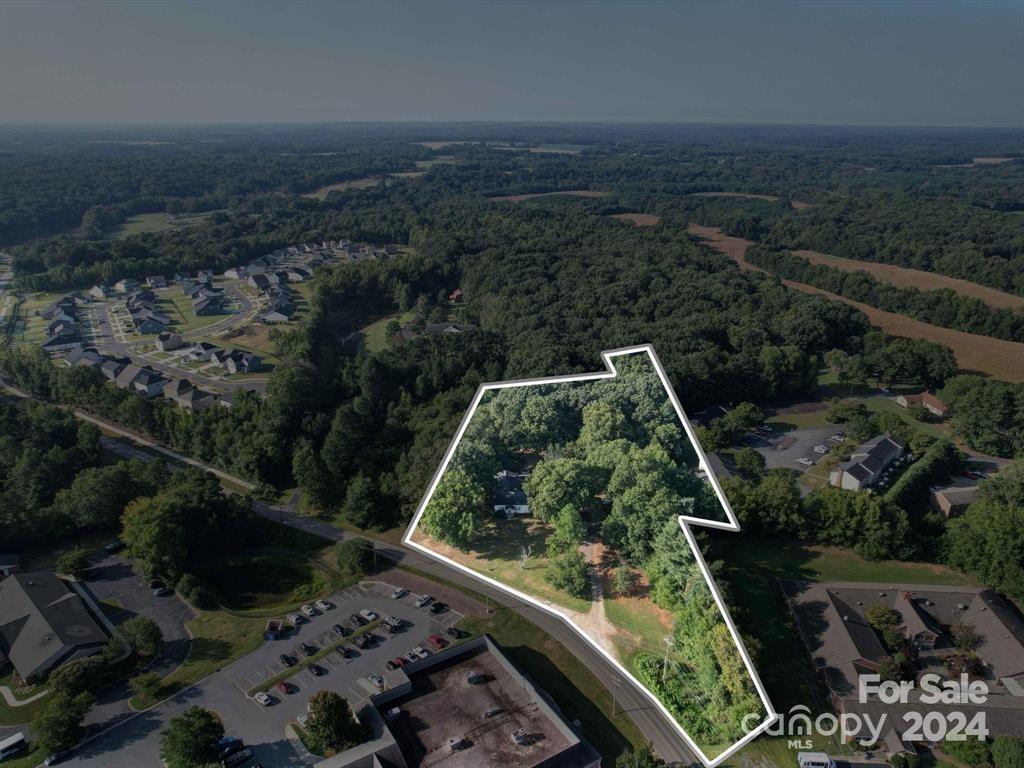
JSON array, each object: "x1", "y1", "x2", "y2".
[
  {"x1": 359, "y1": 608, "x2": 379, "y2": 622},
  {"x1": 385, "y1": 660, "x2": 398, "y2": 671},
  {"x1": 147, "y1": 578, "x2": 164, "y2": 589},
  {"x1": 332, "y1": 623, "x2": 348, "y2": 636},
  {"x1": 295, "y1": 642, "x2": 316, "y2": 657},
  {"x1": 414, "y1": 594, "x2": 432, "y2": 608},
  {"x1": 446, "y1": 627, "x2": 466, "y2": 639},
  {"x1": 382, "y1": 623, "x2": 398, "y2": 635},
  {"x1": 351, "y1": 634, "x2": 370, "y2": 649},
  {"x1": 411, "y1": 645, "x2": 430, "y2": 660},
  {"x1": 392, "y1": 656, "x2": 407, "y2": 667},
  {"x1": 404, "y1": 650, "x2": 419, "y2": 663},
  {"x1": 254, "y1": 692, "x2": 272, "y2": 706},
  {"x1": 153, "y1": 586, "x2": 172, "y2": 597},
  {"x1": 103, "y1": 541, "x2": 124, "y2": 554},
  {"x1": 300, "y1": 604, "x2": 317, "y2": 617},
  {"x1": 314, "y1": 599, "x2": 332, "y2": 611},
  {"x1": 276, "y1": 681, "x2": 295, "y2": 695},
  {"x1": 390, "y1": 587, "x2": 408, "y2": 600},
  {"x1": 368, "y1": 673, "x2": 385, "y2": 689},
  {"x1": 427, "y1": 634, "x2": 448, "y2": 650},
  {"x1": 796, "y1": 457, "x2": 814, "y2": 466},
  {"x1": 429, "y1": 602, "x2": 448, "y2": 614},
  {"x1": 813, "y1": 444, "x2": 829, "y2": 454},
  {"x1": 336, "y1": 646, "x2": 351, "y2": 659},
  {"x1": 348, "y1": 614, "x2": 365, "y2": 627},
  {"x1": 279, "y1": 654, "x2": 296, "y2": 667},
  {"x1": 309, "y1": 664, "x2": 325, "y2": 677},
  {"x1": 287, "y1": 613, "x2": 303, "y2": 625},
  {"x1": 384, "y1": 616, "x2": 403, "y2": 629}
]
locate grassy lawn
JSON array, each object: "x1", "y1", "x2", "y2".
[
  {"x1": 11, "y1": 291, "x2": 65, "y2": 344},
  {"x1": 110, "y1": 210, "x2": 221, "y2": 239},
  {"x1": 359, "y1": 310, "x2": 415, "y2": 352},
  {"x1": 164, "y1": 293, "x2": 231, "y2": 333},
  {"x1": 201, "y1": 552, "x2": 323, "y2": 611},
  {"x1": 0, "y1": 746, "x2": 46, "y2": 768},
  {"x1": 0, "y1": 673, "x2": 48, "y2": 726},
  {"x1": 707, "y1": 535, "x2": 976, "y2": 718},
  {"x1": 413, "y1": 517, "x2": 592, "y2": 613}
]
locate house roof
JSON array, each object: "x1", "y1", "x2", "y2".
[
  {"x1": 962, "y1": 590, "x2": 1024, "y2": 679},
  {"x1": 0, "y1": 572, "x2": 107, "y2": 681},
  {"x1": 495, "y1": 471, "x2": 529, "y2": 507},
  {"x1": 164, "y1": 379, "x2": 195, "y2": 398},
  {"x1": 894, "y1": 592, "x2": 942, "y2": 640}
]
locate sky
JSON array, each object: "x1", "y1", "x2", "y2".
[{"x1": 1, "y1": 0, "x2": 1022, "y2": 127}]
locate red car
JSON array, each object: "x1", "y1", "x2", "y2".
[
  {"x1": 392, "y1": 656, "x2": 407, "y2": 667},
  {"x1": 276, "y1": 681, "x2": 295, "y2": 695},
  {"x1": 426, "y1": 634, "x2": 448, "y2": 650}
]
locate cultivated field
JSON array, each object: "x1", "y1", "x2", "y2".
[
  {"x1": 792, "y1": 249, "x2": 1024, "y2": 309},
  {"x1": 610, "y1": 212, "x2": 661, "y2": 226},
  {"x1": 689, "y1": 224, "x2": 1024, "y2": 382},
  {"x1": 488, "y1": 190, "x2": 609, "y2": 203},
  {"x1": 687, "y1": 191, "x2": 811, "y2": 210}
]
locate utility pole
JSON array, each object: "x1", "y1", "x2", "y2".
[{"x1": 611, "y1": 675, "x2": 620, "y2": 716}]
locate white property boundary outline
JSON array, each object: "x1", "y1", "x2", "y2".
[{"x1": 402, "y1": 344, "x2": 779, "y2": 766}]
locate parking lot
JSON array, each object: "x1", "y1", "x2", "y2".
[
  {"x1": 65, "y1": 578, "x2": 465, "y2": 768},
  {"x1": 753, "y1": 425, "x2": 843, "y2": 471}
]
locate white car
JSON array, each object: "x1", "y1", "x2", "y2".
[
  {"x1": 368, "y1": 673, "x2": 385, "y2": 690},
  {"x1": 813, "y1": 445, "x2": 829, "y2": 454},
  {"x1": 384, "y1": 616, "x2": 402, "y2": 629},
  {"x1": 796, "y1": 457, "x2": 814, "y2": 466},
  {"x1": 254, "y1": 692, "x2": 272, "y2": 706},
  {"x1": 314, "y1": 599, "x2": 332, "y2": 611},
  {"x1": 300, "y1": 604, "x2": 317, "y2": 617},
  {"x1": 287, "y1": 613, "x2": 303, "y2": 625},
  {"x1": 414, "y1": 594, "x2": 432, "y2": 608},
  {"x1": 829, "y1": 434, "x2": 845, "y2": 442},
  {"x1": 390, "y1": 588, "x2": 408, "y2": 600},
  {"x1": 359, "y1": 608, "x2": 379, "y2": 622},
  {"x1": 412, "y1": 645, "x2": 430, "y2": 660}
]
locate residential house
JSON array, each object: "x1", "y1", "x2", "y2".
[
  {"x1": 114, "y1": 364, "x2": 166, "y2": 397},
  {"x1": 133, "y1": 312, "x2": 169, "y2": 335},
  {"x1": 114, "y1": 278, "x2": 140, "y2": 294},
  {"x1": 41, "y1": 332, "x2": 84, "y2": 354},
  {"x1": 172, "y1": 272, "x2": 190, "y2": 284},
  {"x1": 192, "y1": 297, "x2": 223, "y2": 316},
  {"x1": 424, "y1": 322, "x2": 476, "y2": 334},
  {"x1": 197, "y1": 269, "x2": 214, "y2": 284},
  {"x1": 0, "y1": 571, "x2": 108, "y2": 684},
  {"x1": 828, "y1": 434, "x2": 906, "y2": 491},
  {"x1": 248, "y1": 274, "x2": 271, "y2": 291},
  {"x1": 187, "y1": 342, "x2": 219, "y2": 361},
  {"x1": 896, "y1": 392, "x2": 951, "y2": 419},
  {"x1": 89, "y1": 284, "x2": 114, "y2": 300},
  {"x1": 99, "y1": 359, "x2": 127, "y2": 381},
  {"x1": 145, "y1": 275, "x2": 167, "y2": 289},
  {"x1": 257, "y1": 309, "x2": 290, "y2": 324},
  {"x1": 224, "y1": 350, "x2": 261, "y2": 375},
  {"x1": 40, "y1": 298, "x2": 77, "y2": 321},
  {"x1": 493, "y1": 470, "x2": 530, "y2": 516},
  {"x1": 894, "y1": 591, "x2": 943, "y2": 650},
  {"x1": 155, "y1": 331, "x2": 183, "y2": 352},
  {"x1": 224, "y1": 267, "x2": 247, "y2": 280},
  {"x1": 63, "y1": 348, "x2": 104, "y2": 369},
  {"x1": 163, "y1": 379, "x2": 215, "y2": 412},
  {"x1": 930, "y1": 485, "x2": 979, "y2": 519},
  {"x1": 46, "y1": 318, "x2": 78, "y2": 338},
  {"x1": 286, "y1": 267, "x2": 311, "y2": 282}
]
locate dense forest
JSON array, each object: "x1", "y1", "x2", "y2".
[{"x1": 2, "y1": 124, "x2": 1022, "y2": 602}]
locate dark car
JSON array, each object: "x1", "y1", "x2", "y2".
[
  {"x1": 336, "y1": 646, "x2": 351, "y2": 659},
  {"x1": 153, "y1": 586, "x2": 172, "y2": 597},
  {"x1": 446, "y1": 627, "x2": 466, "y2": 639},
  {"x1": 429, "y1": 602, "x2": 448, "y2": 614},
  {"x1": 279, "y1": 654, "x2": 296, "y2": 667},
  {"x1": 384, "y1": 660, "x2": 398, "y2": 671},
  {"x1": 309, "y1": 664, "x2": 325, "y2": 677},
  {"x1": 104, "y1": 541, "x2": 124, "y2": 554},
  {"x1": 276, "y1": 681, "x2": 295, "y2": 695},
  {"x1": 351, "y1": 634, "x2": 370, "y2": 649},
  {"x1": 295, "y1": 643, "x2": 316, "y2": 657},
  {"x1": 349, "y1": 613, "x2": 365, "y2": 626},
  {"x1": 332, "y1": 623, "x2": 349, "y2": 637},
  {"x1": 147, "y1": 578, "x2": 164, "y2": 589}
]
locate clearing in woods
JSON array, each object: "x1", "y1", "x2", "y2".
[
  {"x1": 687, "y1": 191, "x2": 811, "y2": 210},
  {"x1": 688, "y1": 224, "x2": 1024, "y2": 383},
  {"x1": 302, "y1": 176, "x2": 382, "y2": 199},
  {"x1": 488, "y1": 190, "x2": 609, "y2": 202},
  {"x1": 610, "y1": 212, "x2": 661, "y2": 226}
]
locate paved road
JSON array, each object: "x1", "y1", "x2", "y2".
[
  {"x1": 80, "y1": 555, "x2": 195, "y2": 733},
  {"x1": 0, "y1": 385, "x2": 697, "y2": 766}
]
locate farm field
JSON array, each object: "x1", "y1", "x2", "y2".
[
  {"x1": 610, "y1": 212, "x2": 661, "y2": 226},
  {"x1": 690, "y1": 224, "x2": 1024, "y2": 382},
  {"x1": 791, "y1": 248, "x2": 1024, "y2": 309},
  {"x1": 488, "y1": 189, "x2": 609, "y2": 202},
  {"x1": 687, "y1": 191, "x2": 811, "y2": 210}
]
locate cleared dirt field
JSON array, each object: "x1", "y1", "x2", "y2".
[
  {"x1": 302, "y1": 176, "x2": 381, "y2": 199},
  {"x1": 489, "y1": 190, "x2": 609, "y2": 203},
  {"x1": 610, "y1": 212, "x2": 661, "y2": 226},
  {"x1": 689, "y1": 224, "x2": 1024, "y2": 382},
  {"x1": 688, "y1": 191, "x2": 811, "y2": 210},
  {"x1": 936, "y1": 156, "x2": 1019, "y2": 168},
  {"x1": 792, "y1": 249, "x2": 1024, "y2": 310}
]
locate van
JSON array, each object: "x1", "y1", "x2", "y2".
[
  {"x1": 0, "y1": 732, "x2": 27, "y2": 760},
  {"x1": 222, "y1": 747, "x2": 252, "y2": 767},
  {"x1": 797, "y1": 752, "x2": 835, "y2": 768}
]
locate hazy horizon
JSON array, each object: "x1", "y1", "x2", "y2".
[{"x1": 1, "y1": 0, "x2": 1023, "y2": 128}]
